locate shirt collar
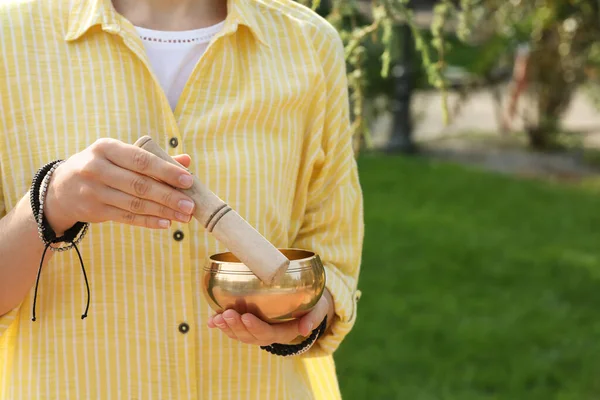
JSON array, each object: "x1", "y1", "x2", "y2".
[
  {"x1": 64, "y1": 0, "x2": 270, "y2": 48},
  {"x1": 226, "y1": 0, "x2": 269, "y2": 47}
]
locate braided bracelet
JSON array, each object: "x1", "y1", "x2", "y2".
[
  {"x1": 30, "y1": 160, "x2": 89, "y2": 251},
  {"x1": 260, "y1": 316, "x2": 327, "y2": 357},
  {"x1": 29, "y1": 160, "x2": 91, "y2": 321}
]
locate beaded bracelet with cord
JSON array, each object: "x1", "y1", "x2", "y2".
[
  {"x1": 29, "y1": 160, "x2": 91, "y2": 321},
  {"x1": 260, "y1": 316, "x2": 328, "y2": 357},
  {"x1": 31, "y1": 160, "x2": 89, "y2": 251}
]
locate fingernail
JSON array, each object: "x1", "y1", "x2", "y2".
[
  {"x1": 179, "y1": 174, "x2": 193, "y2": 188},
  {"x1": 307, "y1": 322, "x2": 313, "y2": 333},
  {"x1": 178, "y1": 200, "x2": 194, "y2": 214},
  {"x1": 158, "y1": 219, "x2": 170, "y2": 229},
  {"x1": 175, "y1": 212, "x2": 190, "y2": 222},
  {"x1": 242, "y1": 317, "x2": 252, "y2": 327}
]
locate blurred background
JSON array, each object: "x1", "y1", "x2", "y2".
[{"x1": 295, "y1": 0, "x2": 600, "y2": 399}]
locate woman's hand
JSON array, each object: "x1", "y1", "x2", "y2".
[
  {"x1": 207, "y1": 289, "x2": 334, "y2": 346},
  {"x1": 44, "y1": 138, "x2": 196, "y2": 234}
]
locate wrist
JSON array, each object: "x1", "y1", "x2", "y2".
[
  {"x1": 43, "y1": 167, "x2": 77, "y2": 235},
  {"x1": 261, "y1": 315, "x2": 328, "y2": 357},
  {"x1": 323, "y1": 288, "x2": 335, "y2": 332}
]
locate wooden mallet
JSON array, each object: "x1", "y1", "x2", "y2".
[{"x1": 133, "y1": 136, "x2": 290, "y2": 285}]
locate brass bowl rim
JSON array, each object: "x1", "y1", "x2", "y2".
[
  {"x1": 202, "y1": 265, "x2": 315, "y2": 274},
  {"x1": 205, "y1": 248, "x2": 321, "y2": 274}
]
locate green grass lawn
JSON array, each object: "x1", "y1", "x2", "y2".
[{"x1": 335, "y1": 154, "x2": 600, "y2": 400}]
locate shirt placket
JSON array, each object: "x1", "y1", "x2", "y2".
[{"x1": 113, "y1": 25, "x2": 199, "y2": 399}]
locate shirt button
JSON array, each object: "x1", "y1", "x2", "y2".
[
  {"x1": 178, "y1": 322, "x2": 190, "y2": 334},
  {"x1": 169, "y1": 137, "x2": 179, "y2": 148},
  {"x1": 173, "y1": 230, "x2": 184, "y2": 241}
]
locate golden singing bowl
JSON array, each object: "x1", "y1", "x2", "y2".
[{"x1": 201, "y1": 249, "x2": 326, "y2": 324}]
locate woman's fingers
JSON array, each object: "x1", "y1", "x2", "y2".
[
  {"x1": 208, "y1": 294, "x2": 332, "y2": 347},
  {"x1": 94, "y1": 138, "x2": 193, "y2": 190},
  {"x1": 221, "y1": 310, "x2": 259, "y2": 344},
  {"x1": 172, "y1": 154, "x2": 191, "y2": 169},
  {"x1": 240, "y1": 313, "x2": 300, "y2": 345},
  {"x1": 208, "y1": 310, "x2": 302, "y2": 346},
  {"x1": 101, "y1": 204, "x2": 172, "y2": 229},
  {"x1": 98, "y1": 185, "x2": 191, "y2": 223},
  {"x1": 97, "y1": 161, "x2": 195, "y2": 221},
  {"x1": 211, "y1": 314, "x2": 236, "y2": 340}
]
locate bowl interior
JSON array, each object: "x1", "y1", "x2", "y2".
[
  {"x1": 210, "y1": 248, "x2": 315, "y2": 263},
  {"x1": 207, "y1": 249, "x2": 319, "y2": 274}
]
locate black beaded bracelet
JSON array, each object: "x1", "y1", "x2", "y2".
[
  {"x1": 260, "y1": 316, "x2": 327, "y2": 357},
  {"x1": 29, "y1": 160, "x2": 91, "y2": 322}
]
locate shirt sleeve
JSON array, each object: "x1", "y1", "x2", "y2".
[{"x1": 291, "y1": 23, "x2": 364, "y2": 355}]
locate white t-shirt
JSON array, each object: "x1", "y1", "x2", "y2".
[{"x1": 135, "y1": 21, "x2": 226, "y2": 110}]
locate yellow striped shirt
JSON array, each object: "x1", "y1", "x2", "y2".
[{"x1": 0, "y1": 0, "x2": 364, "y2": 398}]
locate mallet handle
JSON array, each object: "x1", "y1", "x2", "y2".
[{"x1": 133, "y1": 136, "x2": 290, "y2": 284}]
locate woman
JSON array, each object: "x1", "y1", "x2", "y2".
[{"x1": 0, "y1": 0, "x2": 364, "y2": 398}]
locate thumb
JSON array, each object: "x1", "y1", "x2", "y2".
[
  {"x1": 298, "y1": 295, "x2": 328, "y2": 337},
  {"x1": 172, "y1": 154, "x2": 192, "y2": 169}
]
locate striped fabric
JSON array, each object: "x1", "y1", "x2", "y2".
[{"x1": 0, "y1": 0, "x2": 364, "y2": 398}]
